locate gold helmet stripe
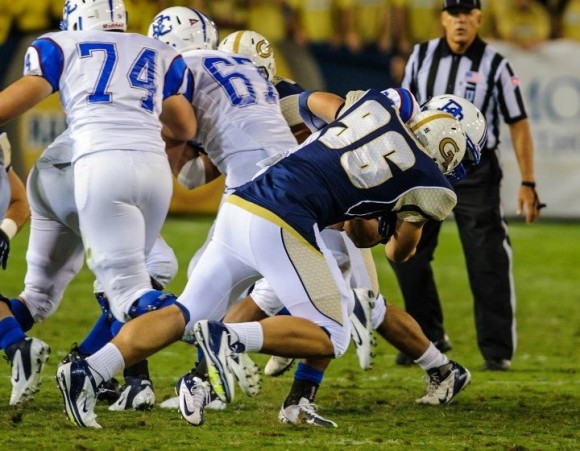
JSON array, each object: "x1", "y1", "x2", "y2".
[
  {"x1": 410, "y1": 112, "x2": 456, "y2": 132},
  {"x1": 232, "y1": 31, "x2": 244, "y2": 54}
]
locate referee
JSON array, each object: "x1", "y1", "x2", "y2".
[{"x1": 391, "y1": 0, "x2": 544, "y2": 371}]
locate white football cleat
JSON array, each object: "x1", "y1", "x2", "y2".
[
  {"x1": 349, "y1": 289, "x2": 377, "y2": 371},
  {"x1": 415, "y1": 361, "x2": 471, "y2": 406},
  {"x1": 179, "y1": 374, "x2": 212, "y2": 426},
  {"x1": 56, "y1": 360, "x2": 102, "y2": 428},
  {"x1": 194, "y1": 320, "x2": 245, "y2": 403},
  {"x1": 227, "y1": 352, "x2": 261, "y2": 397},
  {"x1": 108, "y1": 377, "x2": 155, "y2": 411},
  {"x1": 160, "y1": 395, "x2": 226, "y2": 411},
  {"x1": 278, "y1": 397, "x2": 337, "y2": 427},
  {"x1": 6, "y1": 337, "x2": 51, "y2": 405},
  {"x1": 264, "y1": 356, "x2": 295, "y2": 377}
]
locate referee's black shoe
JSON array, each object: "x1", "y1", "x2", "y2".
[
  {"x1": 395, "y1": 336, "x2": 453, "y2": 366},
  {"x1": 481, "y1": 358, "x2": 511, "y2": 371}
]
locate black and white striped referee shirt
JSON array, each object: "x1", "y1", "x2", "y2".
[{"x1": 402, "y1": 36, "x2": 527, "y2": 151}]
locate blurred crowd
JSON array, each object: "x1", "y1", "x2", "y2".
[{"x1": 0, "y1": 0, "x2": 579, "y2": 85}]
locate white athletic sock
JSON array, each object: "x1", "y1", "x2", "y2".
[
  {"x1": 415, "y1": 342, "x2": 450, "y2": 371},
  {"x1": 86, "y1": 343, "x2": 126, "y2": 383},
  {"x1": 225, "y1": 322, "x2": 263, "y2": 353}
]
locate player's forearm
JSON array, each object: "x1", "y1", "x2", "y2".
[
  {"x1": 509, "y1": 118, "x2": 535, "y2": 182},
  {"x1": 5, "y1": 169, "x2": 30, "y2": 232},
  {"x1": 384, "y1": 221, "x2": 424, "y2": 262}
]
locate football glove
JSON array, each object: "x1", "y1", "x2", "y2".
[
  {"x1": 377, "y1": 212, "x2": 398, "y2": 244},
  {"x1": 0, "y1": 228, "x2": 10, "y2": 270},
  {"x1": 343, "y1": 90, "x2": 366, "y2": 110}
]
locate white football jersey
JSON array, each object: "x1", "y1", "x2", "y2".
[
  {"x1": 182, "y1": 49, "x2": 297, "y2": 182},
  {"x1": 24, "y1": 31, "x2": 190, "y2": 162}
]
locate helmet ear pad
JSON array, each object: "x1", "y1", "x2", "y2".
[
  {"x1": 408, "y1": 110, "x2": 467, "y2": 175},
  {"x1": 61, "y1": 0, "x2": 127, "y2": 32},
  {"x1": 218, "y1": 30, "x2": 276, "y2": 81},
  {"x1": 148, "y1": 7, "x2": 218, "y2": 53}
]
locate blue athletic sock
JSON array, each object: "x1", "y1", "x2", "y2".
[
  {"x1": 9, "y1": 299, "x2": 34, "y2": 332},
  {"x1": 0, "y1": 317, "x2": 26, "y2": 351},
  {"x1": 294, "y1": 361, "x2": 324, "y2": 385},
  {"x1": 78, "y1": 313, "x2": 114, "y2": 356},
  {"x1": 109, "y1": 319, "x2": 123, "y2": 337},
  {"x1": 284, "y1": 362, "x2": 324, "y2": 407}
]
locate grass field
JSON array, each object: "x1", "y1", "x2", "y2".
[{"x1": 1, "y1": 216, "x2": 578, "y2": 450}]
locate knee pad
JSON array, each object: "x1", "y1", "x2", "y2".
[{"x1": 127, "y1": 290, "x2": 185, "y2": 321}]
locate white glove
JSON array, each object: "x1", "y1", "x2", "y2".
[{"x1": 343, "y1": 90, "x2": 367, "y2": 110}]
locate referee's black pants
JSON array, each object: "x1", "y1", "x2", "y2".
[{"x1": 390, "y1": 150, "x2": 516, "y2": 362}]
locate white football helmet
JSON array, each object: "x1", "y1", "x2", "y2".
[
  {"x1": 408, "y1": 110, "x2": 467, "y2": 175},
  {"x1": 422, "y1": 94, "x2": 486, "y2": 161},
  {"x1": 148, "y1": 7, "x2": 218, "y2": 53},
  {"x1": 61, "y1": 0, "x2": 127, "y2": 32},
  {"x1": 218, "y1": 30, "x2": 276, "y2": 81}
]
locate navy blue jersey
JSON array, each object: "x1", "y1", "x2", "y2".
[{"x1": 234, "y1": 89, "x2": 456, "y2": 245}]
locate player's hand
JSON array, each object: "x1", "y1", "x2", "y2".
[
  {"x1": 344, "y1": 90, "x2": 366, "y2": 110},
  {"x1": 0, "y1": 229, "x2": 10, "y2": 270},
  {"x1": 517, "y1": 183, "x2": 545, "y2": 224}
]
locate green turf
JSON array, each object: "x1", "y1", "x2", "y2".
[{"x1": 1, "y1": 217, "x2": 578, "y2": 450}]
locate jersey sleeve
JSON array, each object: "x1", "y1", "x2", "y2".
[
  {"x1": 395, "y1": 187, "x2": 457, "y2": 222},
  {"x1": 24, "y1": 37, "x2": 64, "y2": 92},
  {"x1": 380, "y1": 87, "x2": 421, "y2": 123},
  {"x1": 163, "y1": 54, "x2": 192, "y2": 101}
]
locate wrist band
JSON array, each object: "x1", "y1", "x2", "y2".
[
  {"x1": 521, "y1": 181, "x2": 536, "y2": 188},
  {"x1": 0, "y1": 218, "x2": 17, "y2": 240}
]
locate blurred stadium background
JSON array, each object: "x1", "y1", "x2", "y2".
[{"x1": 2, "y1": 0, "x2": 579, "y2": 218}]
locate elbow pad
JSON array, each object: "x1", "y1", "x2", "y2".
[
  {"x1": 177, "y1": 157, "x2": 206, "y2": 189},
  {"x1": 298, "y1": 91, "x2": 328, "y2": 132}
]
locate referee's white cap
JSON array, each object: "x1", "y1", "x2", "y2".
[{"x1": 443, "y1": 0, "x2": 481, "y2": 11}]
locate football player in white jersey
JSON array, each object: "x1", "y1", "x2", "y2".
[
  {"x1": 0, "y1": 127, "x2": 180, "y2": 407},
  {"x1": 55, "y1": 6, "x2": 298, "y2": 427},
  {"x1": 149, "y1": 7, "x2": 298, "y2": 395},
  {"x1": 0, "y1": 0, "x2": 196, "y2": 416}
]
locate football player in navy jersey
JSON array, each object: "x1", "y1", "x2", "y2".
[
  {"x1": 214, "y1": 31, "x2": 479, "y2": 427},
  {"x1": 64, "y1": 84, "x2": 472, "y2": 428}
]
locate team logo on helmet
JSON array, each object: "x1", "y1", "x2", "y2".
[
  {"x1": 150, "y1": 14, "x2": 173, "y2": 38},
  {"x1": 437, "y1": 99, "x2": 465, "y2": 121},
  {"x1": 61, "y1": 0, "x2": 78, "y2": 29},
  {"x1": 256, "y1": 39, "x2": 272, "y2": 58},
  {"x1": 439, "y1": 137, "x2": 460, "y2": 171}
]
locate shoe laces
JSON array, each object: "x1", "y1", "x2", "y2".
[
  {"x1": 424, "y1": 369, "x2": 444, "y2": 394},
  {"x1": 298, "y1": 399, "x2": 321, "y2": 416},
  {"x1": 188, "y1": 378, "x2": 211, "y2": 408}
]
